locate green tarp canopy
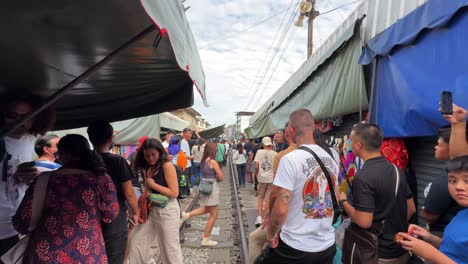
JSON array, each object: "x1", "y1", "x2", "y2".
[
  {"x1": 0, "y1": 0, "x2": 206, "y2": 131},
  {"x1": 53, "y1": 112, "x2": 190, "y2": 145},
  {"x1": 246, "y1": 18, "x2": 367, "y2": 138}
]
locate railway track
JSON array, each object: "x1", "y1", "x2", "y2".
[{"x1": 179, "y1": 157, "x2": 250, "y2": 263}]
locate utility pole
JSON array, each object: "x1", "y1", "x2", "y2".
[
  {"x1": 307, "y1": 0, "x2": 315, "y2": 58},
  {"x1": 295, "y1": 1, "x2": 319, "y2": 59},
  {"x1": 307, "y1": 0, "x2": 320, "y2": 58}
]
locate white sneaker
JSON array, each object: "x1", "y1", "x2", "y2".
[
  {"x1": 255, "y1": 216, "x2": 262, "y2": 227},
  {"x1": 201, "y1": 238, "x2": 218, "y2": 247},
  {"x1": 181, "y1": 212, "x2": 191, "y2": 223}
]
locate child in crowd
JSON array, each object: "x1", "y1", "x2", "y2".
[{"x1": 396, "y1": 155, "x2": 468, "y2": 264}]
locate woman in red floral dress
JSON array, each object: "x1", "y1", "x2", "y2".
[{"x1": 13, "y1": 134, "x2": 119, "y2": 263}]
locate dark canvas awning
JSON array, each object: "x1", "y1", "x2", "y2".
[
  {"x1": 0, "y1": 0, "x2": 206, "y2": 130},
  {"x1": 199, "y1": 124, "x2": 226, "y2": 140}
]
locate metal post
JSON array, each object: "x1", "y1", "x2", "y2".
[
  {"x1": 307, "y1": 0, "x2": 315, "y2": 58},
  {"x1": 1, "y1": 24, "x2": 157, "y2": 137}
]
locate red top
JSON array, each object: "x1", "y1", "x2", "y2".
[{"x1": 13, "y1": 169, "x2": 119, "y2": 264}]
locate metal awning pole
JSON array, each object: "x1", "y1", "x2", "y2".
[{"x1": 1, "y1": 24, "x2": 156, "y2": 137}]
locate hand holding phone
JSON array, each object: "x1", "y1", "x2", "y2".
[{"x1": 440, "y1": 91, "x2": 453, "y2": 115}]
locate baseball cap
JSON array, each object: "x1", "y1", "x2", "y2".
[
  {"x1": 183, "y1": 127, "x2": 192, "y2": 132},
  {"x1": 262, "y1": 136, "x2": 272, "y2": 146}
]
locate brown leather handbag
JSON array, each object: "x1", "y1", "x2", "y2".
[{"x1": 342, "y1": 165, "x2": 400, "y2": 264}]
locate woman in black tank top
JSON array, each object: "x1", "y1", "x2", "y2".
[{"x1": 128, "y1": 138, "x2": 183, "y2": 263}]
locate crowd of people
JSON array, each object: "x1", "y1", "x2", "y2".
[
  {"x1": 243, "y1": 106, "x2": 468, "y2": 264},
  {"x1": 0, "y1": 94, "x2": 226, "y2": 264},
  {"x1": 0, "y1": 92, "x2": 467, "y2": 264}
]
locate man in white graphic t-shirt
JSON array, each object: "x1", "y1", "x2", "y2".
[{"x1": 260, "y1": 108, "x2": 338, "y2": 263}]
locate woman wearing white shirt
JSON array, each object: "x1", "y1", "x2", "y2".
[
  {"x1": 232, "y1": 143, "x2": 247, "y2": 186},
  {"x1": 191, "y1": 139, "x2": 205, "y2": 188}
]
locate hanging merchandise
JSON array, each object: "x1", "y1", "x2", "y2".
[
  {"x1": 340, "y1": 138, "x2": 357, "y2": 194},
  {"x1": 119, "y1": 145, "x2": 137, "y2": 158},
  {"x1": 332, "y1": 116, "x2": 343, "y2": 127},
  {"x1": 316, "y1": 119, "x2": 333, "y2": 133},
  {"x1": 380, "y1": 138, "x2": 409, "y2": 170}
]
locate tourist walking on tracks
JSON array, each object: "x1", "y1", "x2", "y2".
[
  {"x1": 233, "y1": 142, "x2": 247, "y2": 186},
  {"x1": 191, "y1": 138, "x2": 205, "y2": 189},
  {"x1": 253, "y1": 137, "x2": 277, "y2": 227},
  {"x1": 128, "y1": 138, "x2": 183, "y2": 264},
  {"x1": 181, "y1": 142, "x2": 225, "y2": 247},
  {"x1": 259, "y1": 109, "x2": 339, "y2": 263}
]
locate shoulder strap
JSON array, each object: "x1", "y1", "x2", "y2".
[
  {"x1": 29, "y1": 173, "x2": 50, "y2": 231},
  {"x1": 384, "y1": 165, "x2": 400, "y2": 220},
  {"x1": 299, "y1": 146, "x2": 339, "y2": 214},
  {"x1": 374, "y1": 164, "x2": 400, "y2": 234}
]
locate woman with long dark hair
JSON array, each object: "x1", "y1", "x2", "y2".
[
  {"x1": 13, "y1": 134, "x2": 119, "y2": 263},
  {"x1": 233, "y1": 143, "x2": 247, "y2": 186},
  {"x1": 128, "y1": 138, "x2": 183, "y2": 263},
  {"x1": 181, "y1": 142, "x2": 224, "y2": 247}
]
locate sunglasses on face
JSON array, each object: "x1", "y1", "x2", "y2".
[{"x1": 5, "y1": 111, "x2": 31, "y2": 120}]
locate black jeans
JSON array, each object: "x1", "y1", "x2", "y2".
[
  {"x1": 104, "y1": 231, "x2": 128, "y2": 264},
  {"x1": 0, "y1": 235, "x2": 19, "y2": 264},
  {"x1": 255, "y1": 236, "x2": 336, "y2": 264}
]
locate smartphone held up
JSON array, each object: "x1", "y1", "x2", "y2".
[{"x1": 440, "y1": 91, "x2": 453, "y2": 115}]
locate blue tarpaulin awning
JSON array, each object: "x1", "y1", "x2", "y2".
[
  {"x1": 359, "y1": 0, "x2": 468, "y2": 137},
  {"x1": 359, "y1": 0, "x2": 468, "y2": 65}
]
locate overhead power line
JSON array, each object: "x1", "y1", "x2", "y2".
[
  {"x1": 243, "y1": 0, "x2": 296, "y2": 107},
  {"x1": 318, "y1": 0, "x2": 363, "y2": 17},
  {"x1": 200, "y1": 4, "x2": 297, "y2": 50},
  {"x1": 200, "y1": 0, "x2": 362, "y2": 50},
  {"x1": 244, "y1": 1, "x2": 299, "y2": 110}
]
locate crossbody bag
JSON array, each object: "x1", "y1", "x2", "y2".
[
  {"x1": 199, "y1": 160, "x2": 217, "y2": 195},
  {"x1": 145, "y1": 169, "x2": 169, "y2": 208},
  {"x1": 342, "y1": 164, "x2": 400, "y2": 264}
]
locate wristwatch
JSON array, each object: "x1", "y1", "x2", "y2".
[{"x1": 338, "y1": 199, "x2": 347, "y2": 208}]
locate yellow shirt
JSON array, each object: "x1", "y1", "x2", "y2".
[{"x1": 272, "y1": 145, "x2": 297, "y2": 177}]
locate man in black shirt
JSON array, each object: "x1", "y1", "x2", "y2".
[
  {"x1": 422, "y1": 127, "x2": 464, "y2": 234},
  {"x1": 88, "y1": 120, "x2": 139, "y2": 264},
  {"x1": 337, "y1": 124, "x2": 416, "y2": 263}
]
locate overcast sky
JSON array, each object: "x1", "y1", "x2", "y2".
[{"x1": 185, "y1": 0, "x2": 362, "y2": 127}]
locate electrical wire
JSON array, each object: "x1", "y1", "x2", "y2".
[
  {"x1": 318, "y1": 0, "x2": 362, "y2": 17},
  {"x1": 200, "y1": 4, "x2": 297, "y2": 50},
  {"x1": 326, "y1": 0, "x2": 346, "y2": 20},
  {"x1": 242, "y1": 0, "x2": 296, "y2": 107},
  {"x1": 245, "y1": 1, "x2": 299, "y2": 110},
  {"x1": 263, "y1": 26, "x2": 298, "y2": 94},
  {"x1": 246, "y1": 0, "x2": 363, "y2": 110}
]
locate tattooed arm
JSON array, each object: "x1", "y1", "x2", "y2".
[{"x1": 267, "y1": 187, "x2": 293, "y2": 246}]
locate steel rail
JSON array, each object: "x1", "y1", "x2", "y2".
[
  {"x1": 179, "y1": 190, "x2": 200, "y2": 243},
  {"x1": 229, "y1": 156, "x2": 250, "y2": 264}
]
